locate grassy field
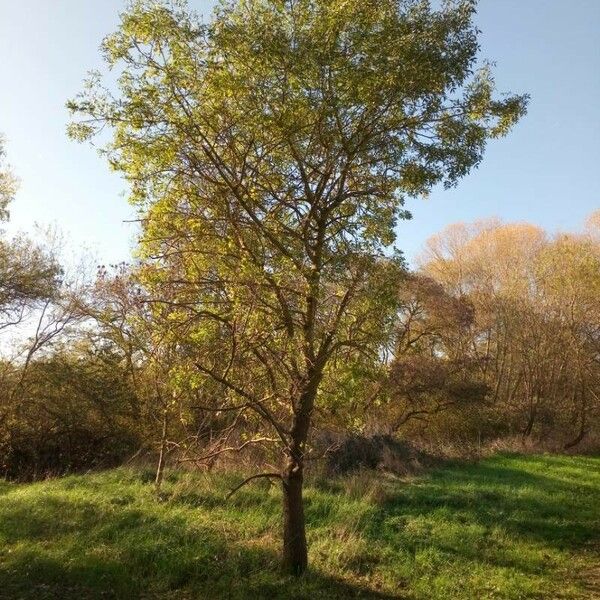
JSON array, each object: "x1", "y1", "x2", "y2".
[{"x1": 0, "y1": 454, "x2": 598, "y2": 599}]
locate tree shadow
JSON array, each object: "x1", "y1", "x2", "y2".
[
  {"x1": 0, "y1": 493, "x2": 404, "y2": 599},
  {"x1": 0, "y1": 544, "x2": 404, "y2": 600},
  {"x1": 360, "y1": 455, "x2": 599, "y2": 574},
  {"x1": 1, "y1": 456, "x2": 597, "y2": 599}
]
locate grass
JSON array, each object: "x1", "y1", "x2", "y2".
[{"x1": 0, "y1": 454, "x2": 598, "y2": 599}]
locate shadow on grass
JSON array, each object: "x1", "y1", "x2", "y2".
[
  {"x1": 0, "y1": 544, "x2": 402, "y2": 600},
  {"x1": 1, "y1": 456, "x2": 598, "y2": 599},
  {"x1": 0, "y1": 493, "x2": 402, "y2": 600},
  {"x1": 359, "y1": 455, "x2": 600, "y2": 569}
]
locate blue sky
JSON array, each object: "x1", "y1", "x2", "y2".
[{"x1": 0, "y1": 0, "x2": 598, "y2": 267}]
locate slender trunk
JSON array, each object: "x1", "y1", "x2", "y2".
[
  {"x1": 155, "y1": 404, "x2": 168, "y2": 491},
  {"x1": 522, "y1": 409, "x2": 535, "y2": 437},
  {"x1": 523, "y1": 415, "x2": 533, "y2": 436},
  {"x1": 564, "y1": 391, "x2": 587, "y2": 450},
  {"x1": 522, "y1": 392, "x2": 537, "y2": 437},
  {"x1": 564, "y1": 423, "x2": 587, "y2": 450},
  {"x1": 282, "y1": 456, "x2": 307, "y2": 575}
]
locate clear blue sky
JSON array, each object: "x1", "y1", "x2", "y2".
[{"x1": 0, "y1": 0, "x2": 598, "y2": 267}]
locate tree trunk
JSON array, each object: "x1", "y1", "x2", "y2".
[
  {"x1": 564, "y1": 425, "x2": 587, "y2": 450},
  {"x1": 282, "y1": 456, "x2": 307, "y2": 575},
  {"x1": 522, "y1": 411, "x2": 535, "y2": 437},
  {"x1": 281, "y1": 358, "x2": 323, "y2": 574},
  {"x1": 155, "y1": 404, "x2": 168, "y2": 492},
  {"x1": 522, "y1": 394, "x2": 537, "y2": 437},
  {"x1": 564, "y1": 392, "x2": 587, "y2": 450},
  {"x1": 281, "y1": 378, "x2": 319, "y2": 575}
]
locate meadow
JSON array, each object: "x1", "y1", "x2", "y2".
[{"x1": 0, "y1": 454, "x2": 598, "y2": 599}]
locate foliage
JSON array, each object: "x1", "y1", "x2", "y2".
[
  {"x1": 0, "y1": 137, "x2": 62, "y2": 331},
  {"x1": 0, "y1": 137, "x2": 80, "y2": 461},
  {"x1": 0, "y1": 136, "x2": 18, "y2": 222},
  {"x1": 419, "y1": 218, "x2": 600, "y2": 447},
  {"x1": 0, "y1": 344, "x2": 141, "y2": 481},
  {"x1": 376, "y1": 273, "x2": 487, "y2": 432},
  {"x1": 0, "y1": 234, "x2": 62, "y2": 330}
]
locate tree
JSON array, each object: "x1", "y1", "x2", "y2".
[
  {"x1": 0, "y1": 138, "x2": 61, "y2": 332},
  {"x1": 0, "y1": 136, "x2": 18, "y2": 223},
  {"x1": 536, "y1": 231, "x2": 600, "y2": 448},
  {"x1": 0, "y1": 342, "x2": 140, "y2": 481},
  {"x1": 0, "y1": 138, "x2": 88, "y2": 468},
  {"x1": 420, "y1": 218, "x2": 600, "y2": 447},
  {"x1": 381, "y1": 274, "x2": 486, "y2": 433},
  {"x1": 0, "y1": 137, "x2": 61, "y2": 384},
  {"x1": 69, "y1": 0, "x2": 527, "y2": 573},
  {"x1": 85, "y1": 263, "x2": 192, "y2": 491}
]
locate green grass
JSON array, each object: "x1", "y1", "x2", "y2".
[{"x1": 0, "y1": 454, "x2": 598, "y2": 599}]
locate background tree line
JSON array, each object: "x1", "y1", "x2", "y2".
[{"x1": 3, "y1": 198, "x2": 598, "y2": 483}]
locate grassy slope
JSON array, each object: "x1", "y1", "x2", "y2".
[{"x1": 0, "y1": 454, "x2": 598, "y2": 599}]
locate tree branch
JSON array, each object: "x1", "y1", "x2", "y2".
[{"x1": 226, "y1": 472, "x2": 282, "y2": 500}]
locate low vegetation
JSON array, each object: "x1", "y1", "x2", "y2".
[{"x1": 1, "y1": 454, "x2": 598, "y2": 599}]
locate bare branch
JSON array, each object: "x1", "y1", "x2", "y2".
[{"x1": 226, "y1": 472, "x2": 282, "y2": 500}]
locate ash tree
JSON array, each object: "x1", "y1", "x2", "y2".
[{"x1": 68, "y1": 0, "x2": 527, "y2": 574}]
